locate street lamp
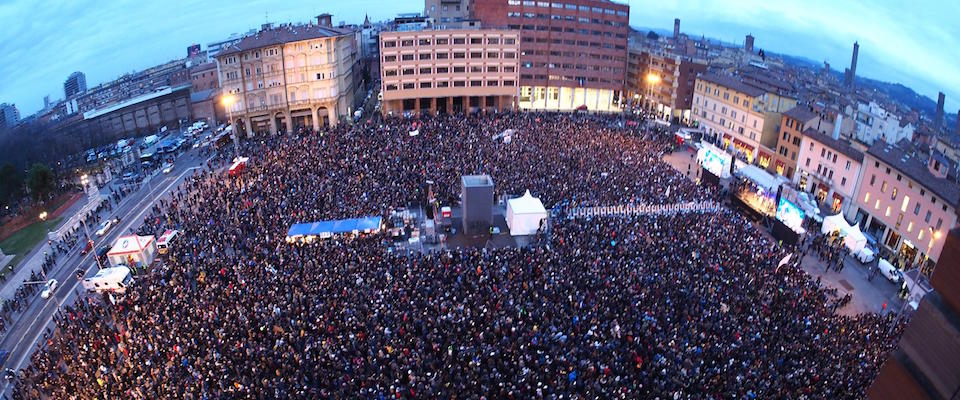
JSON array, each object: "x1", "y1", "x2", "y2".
[
  {"x1": 79, "y1": 218, "x2": 104, "y2": 270},
  {"x1": 221, "y1": 93, "x2": 239, "y2": 155},
  {"x1": 645, "y1": 73, "x2": 661, "y2": 116}
]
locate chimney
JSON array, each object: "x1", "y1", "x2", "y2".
[
  {"x1": 833, "y1": 114, "x2": 842, "y2": 140},
  {"x1": 317, "y1": 13, "x2": 332, "y2": 27}
]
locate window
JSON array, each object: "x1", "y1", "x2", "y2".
[
  {"x1": 504, "y1": 38, "x2": 516, "y2": 45},
  {"x1": 384, "y1": 69, "x2": 397, "y2": 77},
  {"x1": 470, "y1": 52, "x2": 483, "y2": 58},
  {"x1": 914, "y1": 204, "x2": 921, "y2": 215},
  {"x1": 845, "y1": 161, "x2": 851, "y2": 170},
  {"x1": 470, "y1": 37, "x2": 483, "y2": 44},
  {"x1": 504, "y1": 52, "x2": 516, "y2": 59},
  {"x1": 487, "y1": 52, "x2": 499, "y2": 59},
  {"x1": 841, "y1": 177, "x2": 847, "y2": 186},
  {"x1": 385, "y1": 84, "x2": 398, "y2": 91},
  {"x1": 453, "y1": 52, "x2": 465, "y2": 59},
  {"x1": 453, "y1": 80, "x2": 465, "y2": 87},
  {"x1": 937, "y1": 218, "x2": 943, "y2": 230},
  {"x1": 419, "y1": 38, "x2": 432, "y2": 46},
  {"x1": 487, "y1": 80, "x2": 499, "y2": 86},
  {"x1": 503, "y1": 80, "x2": 515, "y2": 86},
  {"x1": 420, "y1": 82, "x2": 432, "y2": 89},
  {"x1": 881, "y1": 181, "x2": 887, "y2": 193},
  {"x1": 453, "y1": 37, "x2": 466, "y2": 44},
  {"x1": 418, "y1": 53, "x2": 431, "y2": 60},
  {"x1": 436, "y1": 52, "x2": 449, "y2": 60},
  {"x1": 419, "y1": 67, "x2": 432, "y2": 74},
  {"x1": 891, "y1": 187, "x2": 897, "y2": 200},
  {"x1": 436, "y1": 38, "x2": 449, "y2": 45},
  {"x1": 901, "y1": 196, "x2": 910, "y2": 212},
  {"x1": 402, "y1": 68, "x2": 414, "y2": 75},
  {"x1": 453, "y1": 66, "x2": 465, "y2": 73},
  {"x1": 401, "y1": 54, "x2": 414, "y2": 61},
  {"x1": 864, "y1": 192, "x2": 871, "y2": 203},
  {"x1": 487, "y1": 66, "x2": 499, "y2": 73},
  {"x1": 401, "y1": 39, "x2": 414, "y2": 47},
  {"x1": 470, "y1": 66, "x2": 483, "y2": 73},
  {"x1": 870, "y1": 175, "x2": 876, "y2": 186},
  {"x1": 384, "y1": 55, "x2": 397, "y2": 62},
  {"x1": 402, "y1": 82, "x2": 415, "y2": 89},
  {"x1": 470, "y1": 80, "x2": 483, "y2": 87},
  {"x1": 436, "y1": 81, "x2": 449, "y2": 88},
  {"x1": 436, "y1": 67, "x2": 449, "y2": 73},
  {"x1": 384, "y1": 41, "x2": 397, "y2": 48}
]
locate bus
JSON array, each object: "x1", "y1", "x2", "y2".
[
  {"x1": 156, "y1": 230, "x2": 179, "y2": 255},
  {"x1": 82, "y1": 266, "x2": 134, "y2": 293}
]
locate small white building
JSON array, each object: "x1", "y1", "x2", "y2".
[{"x1": 107, "y1": 235, "x2": 157, "y2": 268}]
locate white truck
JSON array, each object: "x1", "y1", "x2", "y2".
[{"x1": 82, "y1": 266, "x2": 134, "y2": 294}]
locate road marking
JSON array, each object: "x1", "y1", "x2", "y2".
[{"x1": 0, "y1": 166, "x2": 202, "y2": 394}]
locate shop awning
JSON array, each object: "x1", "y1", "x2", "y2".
[{"x1": 286, "y1": 216, "x2": 382, "y2": 239}]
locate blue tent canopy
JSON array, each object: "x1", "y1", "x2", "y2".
[{"x1": 286, "y1": 216, "x2": 382, "y2": 239}]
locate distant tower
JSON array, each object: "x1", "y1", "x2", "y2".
[
  {"x1": 64, "y1": 71, "x2": 87, "y2": 99},
  {"x1": 43, "y1": 95, "x2": 51, "y2": 110},
  {"x1": 935, "y1": 92, "x2": 946, "y2": 133},
  {"x1": 956, "y1": 109, "x2": 960, "y2": 137},
  {"x1": 673, "y1": 18, "x2": 680, "y2": 40},
  {"x1": 745, "y1": 34, "x2": 754, "y2": 53},
  {"x1": 845, "y1": 42, "x2": 859, "y2": 87}
]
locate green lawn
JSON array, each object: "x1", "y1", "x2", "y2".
[{"x1": 0, "y1": 217, "x2": 64, "y2": 273}]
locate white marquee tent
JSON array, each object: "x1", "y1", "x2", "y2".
[
  {"x1": 820, "y1": 213, "x2": 867, "y2": 253},
  {"x1": 506, "y1": 190, "x2": 548, "y2": 236}
]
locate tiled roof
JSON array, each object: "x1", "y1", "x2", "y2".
[
  {"x1": 783, "y1": 105, "x2": 819, "y2": 123},
  {"x1": 803, "y1": 128, "x2": 864, "y2": 163},
  {"x1": 697, "y1": 74, "x2": 765, "y2": 98},
  {"x1": 218, "y1": 25, "x2": 353, "y2": 57},
  {"x1": 867, "y1": 143, "x2": 960, "y2": 208}
]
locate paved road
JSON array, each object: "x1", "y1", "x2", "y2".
[{"x1": 0, "y1": 143, "x2": 213, "y2": 396}]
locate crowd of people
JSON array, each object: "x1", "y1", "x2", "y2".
[{"x1": 13, "y1": 112, "x2": 903, "y2": 399}]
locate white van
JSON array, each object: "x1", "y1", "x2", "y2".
[
  {"x1": 156, "y1": 230, "x2": 179, "y2": 255},
  {"x1": 82, "y1": 266, "x2": 134, "y2": 293}
]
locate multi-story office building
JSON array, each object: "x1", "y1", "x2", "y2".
[
  {"x1": 64, "y1": 71, "x2": 87, "y2": 99},
  {"x1": 425, "y1": 0, "x2": 472, "y2": 27},
  {"x1": 0, "y1": 103, "x2": 20, "y2": 130},
  {"x1": 379, "y1": 29, "x2": 520, "y2": 115},
  {"x1": 472, "y1": 0, "x2": 630, "y2": 112},
  {"x1": 854, "y1": 144, "x2": 959, "y2": 270},
  {"x1": 626, "y1": 48, "x2": 706, "y2": 123},
  {"x1": 692, "y1": 73, "x2": 797, "y2": 165},
  {"x1": 216, "y1": 16, "x2": 359, "y2": 134},
  {"x1": 795, "y1": 128, "x2": 865, "y2": 216}
]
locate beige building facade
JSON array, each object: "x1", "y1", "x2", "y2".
[
  {"x1": 379, "y1": 29, "x2": 520, "y2": 115},
  {"x1": 216, "y1": 18, "x2": 358, "y2": 135}
]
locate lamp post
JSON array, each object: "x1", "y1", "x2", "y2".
[
  {"x1": 221, "y1": 93, "x2": 239, "y2": 156},
  {"x1": 79, "y1": 218, "x2": 104, "y2": 270},
  {"x1": 645, "y1": 73, "x2": 661, "y2": 118}
]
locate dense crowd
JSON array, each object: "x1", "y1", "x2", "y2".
[{"x1": 13, "y1": 113, "x2": 902, "y2": 399}]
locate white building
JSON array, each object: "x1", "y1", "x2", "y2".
[{"x1": 854, "y1": 101, "x2": 914, "y2": 145}]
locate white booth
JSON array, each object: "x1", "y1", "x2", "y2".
[
  {"x1": 506, "y1": 190, "x2": 548, "y2": 236},
  {"x1": 107, "y1": 235, "x2": 157, "y2": 268}
]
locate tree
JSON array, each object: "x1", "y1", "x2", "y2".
[
  {"x1": 26, "y1": 163, "x2": 55, "y2": 202},
  {"x1": 0, "y1": 163, "x2": 24, "y2": 208}
]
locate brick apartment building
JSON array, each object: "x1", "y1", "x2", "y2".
[
  {"x1": 472, "y1": 0, "x2": 629, "y2": 112},
  {"x1": 626, "y1": 48, "x2": 706, "y2": 124}
]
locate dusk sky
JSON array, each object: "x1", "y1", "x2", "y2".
[{"x1": 1, "y1": 0, "x2": 957, "y2": 116}]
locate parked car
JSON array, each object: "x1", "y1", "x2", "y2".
[
  {"x1": 95, "y1": 219, "x2": 115, "y2": 236},
  {"x1": 877, "y1": 259, "x2": 903, "y2": 283},
  {"x1": 854, "y1": 246, "x2": 876, "y2": 264},
  {"x1": 162, "y1": 162, "x2": 174, "y2": 174},
  {"x1": 40, "y1": 279, "x2": 59, "y2": 299}
]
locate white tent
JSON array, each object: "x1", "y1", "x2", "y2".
[
  {"x1": 843, "y1": 222, "x2": 867, "y2": 253},
  {"x1": 821, "y1": 213, "x2": 852, "y2": 236},
  {"x1": 107, "y1": 235, "x2": 157, "y2": 268},
  {"x1": 506, "y1": 190, "x2": 548, "y2": 236}
]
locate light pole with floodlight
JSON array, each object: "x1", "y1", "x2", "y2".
[{"x1": 221, "y1": 93, "x2": 239, "y2": 156}]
